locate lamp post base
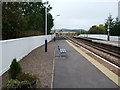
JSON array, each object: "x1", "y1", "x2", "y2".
[{"x1": 45, "y1": 39, "x2": 47, "y2": 52}]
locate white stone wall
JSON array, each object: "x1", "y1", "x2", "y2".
[{"x1": 0, "y1": 34, "x2": 55, "y2": 76}]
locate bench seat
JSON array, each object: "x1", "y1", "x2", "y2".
[
  {"x1": 58, "y1": 46, "x2": 67, "y2": 57},
  {"x1": 60, "y1": 49, "x2": 67, "y2": 53}
]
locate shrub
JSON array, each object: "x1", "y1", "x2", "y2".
[
  {"x1": 16, "y1": 72, "x2": 40, "y2": 88},
  {"x1": 8, "y1": 58, "x2": 22, "y2": 79},
  {"x1": 4, "y1": 79, "x2": 31, "y2": 89},
  {"x1": 16, "y1": 72, "x2": 38, "y2": 82},
  {"x1": 4, "y1": 58, "x2": 40, "y2": 89},
  {"x1": 5, "y1": 79, "x2": 21, "y2": 89},
  {"x1": 19, "y1": 80, "x2": 31, "y2": 89}
]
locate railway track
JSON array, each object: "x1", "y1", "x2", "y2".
[
  {"x1": 74, "y1": 37, "x2": 120, "y2": 57},
  {"x1": 66, "y1": 37, "x2": 120, "y2": 68}
]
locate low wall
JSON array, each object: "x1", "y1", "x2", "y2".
[
  {"x1": 0, "y1": 34, "x2": 55, "y2": 76},
  {"x1": 80, "y1": 34, "x2": 119, "y2": 41}
]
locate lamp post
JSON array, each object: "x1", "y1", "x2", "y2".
[
  {"x1": 53, "y1": 15, "x2": 60, "y2": 31},
  {"x1": 107, "y1": 18, "x2": 110, "y2": 41},
  {"x1": 53, "y1": 14, "x2": 60, "y2": 41},
  {"x1": 45, "y1": 4, "x2": 47, "y2": 36},
  {"x1": 44, "y1": 1, "x2": 48, "y2": 52},
  {"x1": 107, "y1": 25, "x2": 110, "y2": 41}
]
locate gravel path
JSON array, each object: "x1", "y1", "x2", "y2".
[{"x1": 1, "y1": 40, "x2": 55, "y2": 89}]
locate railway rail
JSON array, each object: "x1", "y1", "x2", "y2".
[
  {"x1": 74, "y1": 37, "x2": 120, "y2": 56},
  {"x1": 66, "y1": 37, "x2": 120, "y2": 68}
]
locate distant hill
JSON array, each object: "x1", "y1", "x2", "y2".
[
  {"x1": 61, "y1": 28, "x2": 86, "y2": 32},
  {"x1": 52, "y1": 28, "x2": 86, "y2": 32}
]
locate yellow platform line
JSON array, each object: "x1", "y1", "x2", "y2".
[{"x1": 66, "y1": 40, "x2": 120, "y2": 86}]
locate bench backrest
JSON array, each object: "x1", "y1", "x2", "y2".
[{"x1": 58, "y1": 46, "x2": 60, "y2": 50}]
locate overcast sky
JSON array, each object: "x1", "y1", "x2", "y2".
[{"x1": 44, "y1": 0, "x2": 119, "y2": 30}]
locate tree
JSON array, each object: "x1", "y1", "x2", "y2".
[
  {"x1": 2, "y1": 2, "x2": 23, "y2": 39},
  {"x1": 105, "y1": 14, "x2": 120, "y2": 36},
  {"x1": 88, "y1": 25, "x2": 99, "y2": 34},
  {"x1": 2, "y1": 2, "x2": 54, "y2": 40},
  {"x1": 75, "y1": 31, "x2": 81, "y2": 36},
  {"x1": 75, "y1": 30, "x2": 88, "y2": 36},
  {"x1": 110, "y1": 17, "x2": 120, "y2": 36},
  {"x1": 88, "y1": 24, "x2": 106, "y2": 34},
  {"x1": 47, "y1": 13, "x2": 53, "y2": 34},
  {"x1": 8, "y1": 58, "x2": 22, "y2": 79},
  {"x1": 98, "y1": 24, "x2": 107, "y2": 34},
  {"x1": 105, "y1": 14, "x2": 115, "y2": 35}
]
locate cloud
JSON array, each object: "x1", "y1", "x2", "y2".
[
  {"x1": 48, "y1": 0, "x2": 119, "y2": 3},
  {"x1": 49, "y1": 0, "x2": 118, "y2": 30}
]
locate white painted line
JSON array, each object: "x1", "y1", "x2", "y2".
[
  {"x1": 81, "y1": 46, "x2": 120, "y2": 69},
  {"x1": 51, "y1": 43, "x2": 56, "y2": 89}
]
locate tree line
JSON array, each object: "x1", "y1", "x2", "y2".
[
  {"x1": 2, "y1": 2, "x2": 54, "y2": 40},
  {"x1": 76, "y1": 14, "x2": 120, "y2": 36},
  {"x1": 105, "y1": 14, "x2": 120, "y2": 36}
]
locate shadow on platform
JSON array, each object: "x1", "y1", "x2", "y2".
[{"x1": 56, "y1": 37, "x2": 67, "y2": 40}]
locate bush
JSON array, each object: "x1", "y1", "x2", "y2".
[
  {"x1": 19, "y1": 80, "x2": 31, "y2": 89},
  {"x1": 4, "y1": 58, "x2": 40, "y2": 89},
  {"x1": 5, "y1": 79, "x2": 21, "y2": 89},
  {"x1": 16, "y1": 72, "x2": 38, "y2": 82},
  {"x1": 16, "y1": 72, "x2": 40, "y2": 88},
  {"x1": 4, "y1": 79, "x2": 31, "y2": 89},
  {"x1": 8, "y1": 58, "x2": 22, "y2": 79}
]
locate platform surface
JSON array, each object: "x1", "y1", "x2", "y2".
[
  {"x1": 92, "y1": 40, "x2": 120, "y2": 47},
  {"x1": 53, "y1": 37, "x2": 118, "y2": 88}
]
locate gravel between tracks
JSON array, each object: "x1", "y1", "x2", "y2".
[{"x1": 1, "y1": 41, "x2": 55, "y2": 89}]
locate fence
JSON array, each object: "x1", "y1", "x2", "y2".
[{"x1": 0, "y1": 34, "x2": 55, "y2": 76}]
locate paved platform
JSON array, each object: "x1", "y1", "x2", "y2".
[
  {"x1": 92, "y1": 40, "x2": 120, "y2": 47},
  {"x1": 75, "y1": 36, "x2": 120, "y2": 47},
  {"x1": 53, "y1": 37, "x2": 119, "y2": 88}
]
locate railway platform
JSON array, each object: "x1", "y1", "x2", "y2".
[
  {"x1": 75, "y1": 36, "x2": 120, "y2": 47},
  {"x1": 53, "y1": 37, "x2": 119, "y2": 88},
  {"x1": 92, "y1": 39, "x2": 120, "y2": 47}
]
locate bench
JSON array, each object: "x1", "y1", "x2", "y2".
[{"x1": 58, "y1": 46, "x2": 67, "y2": 57}]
